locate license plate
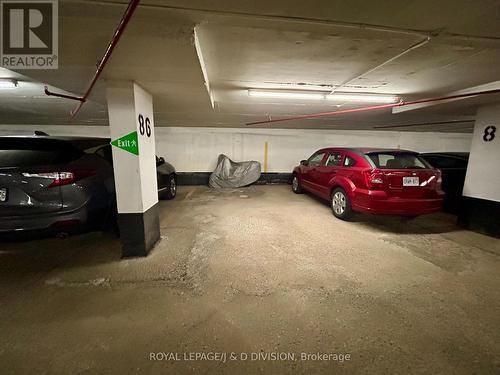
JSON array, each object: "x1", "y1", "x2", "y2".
[
  {"x1": 0, "y1": 188, "x2": 6, "y2": 202},
  {"x1": 403, "y1": 177, "x2": 419, "y2": 186}
]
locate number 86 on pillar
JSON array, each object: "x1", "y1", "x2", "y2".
[{"x1": 138, "y1": 114, "x2": 152, "y2": 137}]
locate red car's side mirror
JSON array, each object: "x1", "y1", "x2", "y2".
[{"x1": 300, "y1": 160, "x2": 308, "y2": 166}]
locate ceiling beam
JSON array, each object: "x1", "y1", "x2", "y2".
[
  {"x1": 68, "y1": 0, "x2": 500, "y2": 44},
  {"x1": 373, "y1": 119, "x2": 474, "y2": 129},
  {"x1": 392, "y1": 80, "x2": 500, "y2": 114},
  {"x1": 194, "y1": 26, "x2": 215, "y2": 109}
]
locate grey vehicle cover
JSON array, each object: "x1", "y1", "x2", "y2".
[{"x1": 209, "y1": 154, "x2": 261, "y2": 188}]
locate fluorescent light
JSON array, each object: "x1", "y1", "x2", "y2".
[
  {"x1": 248, "y1": 89, "x2": 398, "y2": 103},
  {"x1": 328, "y1": 93, "x2": 398, "y2": 103},
  {"x1": 0, "y1": 79, "x2": 18, "y2": 89},
  {"x1": 248, "y1": 89, "x2": 326, "y2": 100}
]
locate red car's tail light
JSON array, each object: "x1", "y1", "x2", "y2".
[
  {"x1": 363, "y1": 169, "x2": 385, "y2": 189},
  {"x1": 22, "y1": 169, "x2": 96, "y2": 187}
]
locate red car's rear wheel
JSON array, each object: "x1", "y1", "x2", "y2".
[{"x1": 331, "y1": 188, "x2": 352, "y2": 220}]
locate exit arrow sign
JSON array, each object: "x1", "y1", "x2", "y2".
[{"x1": 111, "y1": 131, "x2": 139, "y2": 155}]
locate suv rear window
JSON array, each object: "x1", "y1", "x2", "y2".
[
  {"x1": 0, "y1": 138, "x2": 80, "y2": 168},
  {"x1": 72, "y1": 138, "x2": 110, "y2": 152},
  {"x1": 422, "y1": 156, "x2": 467, "y2": 169},
  {"x1": 366, "y1": 152, "x2": 430, "y2": 169}
]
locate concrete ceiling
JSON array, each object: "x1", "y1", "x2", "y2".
[{"x1": 1, "y1": 0, "x2": 500, "y2": 132}]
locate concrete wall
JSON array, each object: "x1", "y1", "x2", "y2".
[{"x1": 0, "y1": 125, "x2": 472, "y2": 173}]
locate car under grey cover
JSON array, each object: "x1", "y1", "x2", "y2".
[{"x1": 209, "y1": 154, "x2": 261, "y2": 188}]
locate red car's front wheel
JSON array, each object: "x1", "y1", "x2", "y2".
[
  {"x1": 331, "y1": 188, "x2": 352, "y2": 220},
  {"x1": 292, "y1": 175, "x2": 303, "y2": 194}
]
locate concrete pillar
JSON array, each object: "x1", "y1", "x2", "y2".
[
  {"x1": 106, "y1": 81, "x2": 160, "y2": 257},
  {"x1": 460, "y1": 103, "x2": 500, "y2": 237}
]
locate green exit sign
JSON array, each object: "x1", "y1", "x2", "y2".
[{"x1": 111, "y1": 131, "x2": 139, "y2": 155}]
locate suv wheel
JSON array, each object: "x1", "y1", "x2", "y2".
[
  {"x1": 331, "y1": 188, "x2": 352, "y2": 220},
  {"x1": 164, "y1": 175, "x2": 177, "y2": 200},
  {"x1": 292, "y1": 175, "x2": 303, "y2": 194}
]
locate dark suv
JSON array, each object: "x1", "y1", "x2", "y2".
[
  {"x1": 419, "y1": 152, "x2": 469, "y2": 213},
  {"x1": 0, "y1": 136, "x2": 176, "y2": 236}
]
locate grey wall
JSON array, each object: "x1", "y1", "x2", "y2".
[{"x1": 0, "y1": 125, "x2": 472, "y2": 173}]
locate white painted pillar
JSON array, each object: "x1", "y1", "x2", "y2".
[
  {"x1": 460, "y1": 103, "x2": 500, "y2": 236},
  {"x1": 106, "y1": 81, "x2": 160, "y2": 257}
]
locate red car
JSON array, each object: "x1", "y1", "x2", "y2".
[{"x1": 292, "y1": 148, "x2": 444, "y2": 220}]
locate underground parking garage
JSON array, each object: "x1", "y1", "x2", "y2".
[{"x1": 0, "y1": 0, "x2": 500, "y2": 373}]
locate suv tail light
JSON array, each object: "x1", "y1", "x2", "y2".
[
  {"x1": 22, "y1": 169, "x2": 96, "y2": 187},
  {"x1": 363, "y1": 169, "x2": 385, "y2": 189}
]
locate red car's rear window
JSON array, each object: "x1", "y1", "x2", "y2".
[{"x1": 366, "y1": 152, "x2": 431, "y2": 169}]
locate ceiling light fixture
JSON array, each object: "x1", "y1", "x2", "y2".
[
  {"x1": 0, "y1": 79, "x2": 18, "y2": 89},
  {"x1": 248, "y1": 89, "x2": 398, "y2": 103},
  {"x1": 248, "y1": 89, "x2": 325, "y2": 100},
  {"x1": 328, "y1": 93, "x2": 398, "y2": 103}
]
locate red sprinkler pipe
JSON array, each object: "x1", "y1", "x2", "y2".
[
  {"x1": 70, "y1": 0, "x2": 140, "y2": 118},
  {"x1": 246, "y1": 88, "x2": 500, "y2": 125},
  {"x1": 62, "y1": 0, "x2": 141, "y2": 118}
]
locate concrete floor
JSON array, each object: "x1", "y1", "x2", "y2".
[{"x1": 0, "y1": 185, "x2": 499, "y2": 374}]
